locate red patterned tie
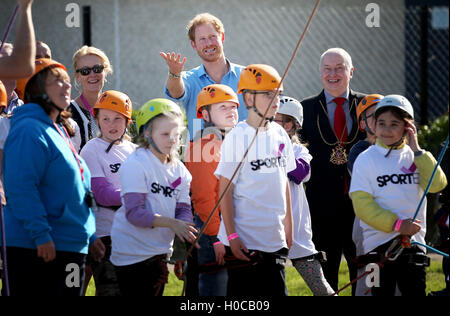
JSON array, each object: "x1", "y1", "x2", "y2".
[
  {"x1": 333, "y1": 97, "x2": 348, "y2": 143},
  {"x1": 334, "y1": 97, "x2": 350, "y2": 194}
]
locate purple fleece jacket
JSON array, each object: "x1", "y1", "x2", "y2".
[
  {"x1": 287, "y1": 158, "x2": 310, "y2": 185},
  {"x1": 91, "y1": 177, "x2": 122, "y2": 206},
  {"x1": 123, "y1": 192, "x2": 193, "y2": 228}
]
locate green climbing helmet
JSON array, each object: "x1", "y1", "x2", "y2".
[{"x1": 136, "y1": 98, "x2": 183, "y2": 135}]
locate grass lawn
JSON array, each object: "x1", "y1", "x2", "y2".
[
  {"x1": 92, "y1": 257, "x2": 445, "y2": 296},
  {"x1": 1, "y1": 257, "x2": 445, "y2": 296}
]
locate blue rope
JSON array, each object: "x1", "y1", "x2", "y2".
[
  {"x1": 412, "y1": 134, "x2": 449, "y2": 221},
  {"x1": 411, "y1": 241, "x2": 449, "y2": 258}
]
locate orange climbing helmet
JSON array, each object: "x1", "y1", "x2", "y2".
[
  {"x1": 356, "y1": 94, "x2": 384, "y2": 123},
  {"x1": 0, "y1": 80, "x2": 7, "y2": 110},
  {"x1": 94, "y1": 90, "x2": 133, "y2": 123},
  {"x1": 196, "y1": 84, "x2": 239, "y2": 118},
  {"x1": 15, "y1": 58, "x2": 67, "y2": 101},
  {"x1": 237, "y1": 64, "x2": 283, "y2": 93}
]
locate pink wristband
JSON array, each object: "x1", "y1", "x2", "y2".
[
  {"x1": 227, "y1": 233, "x2": 239, "y2": 241},
  {"x1": 213, "y1": 241, "x2": 222, "y2": 246},
  {"x1": 394, "y1": 219, "x2": 403, "y2": 232}
]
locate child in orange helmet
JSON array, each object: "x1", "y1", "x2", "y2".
[
  {"x1": 347, "y1": 94, "x2": 383, "y2": 175},
  {"x1": 184, "y1": 83, "x2": 239, "y2": 296},
  {"x1": 215, "y1": 64, "x2": 295, "y2": 296},
  {"x1": 347, "y1": 94, "x2": 383, "y2": 296},
  {"x1": 80, "y1": 90, "x2": 136, "y2": 296}
]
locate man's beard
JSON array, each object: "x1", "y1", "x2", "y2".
[{"x1": 198, "y1": 46, "x2": 224, "y2": 63}]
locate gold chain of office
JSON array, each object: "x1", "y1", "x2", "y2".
[{"x1": 316, "y1": 99, "x2": 359, "y2": 165}]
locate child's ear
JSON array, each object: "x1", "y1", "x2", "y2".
[
  {"x1": 144, "y1": 126, "x2": 150, "y2": 138},
  {"x1": 359, "y1": 119, "x2": 365, "y2": 130},
  {"x1": 403, "y1": 120, "x2": 412, "y2": 135},
  {"x1": 202, "y1": 109, "x2": 210, "y2": 122},
  {"x1": 243, "y1": 92, "x2": 253, "y2": 107}
]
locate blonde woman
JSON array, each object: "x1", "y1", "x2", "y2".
[{"x1": 69, "y1": 46, "x2": 113, "y2": 151}]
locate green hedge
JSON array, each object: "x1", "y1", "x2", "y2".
[
  {"x1": 418, "y1": 114, "x2": 449, "y2": 154},
  {"x1": 417, "y1": 114, "x2": 449, "y2": 245}
]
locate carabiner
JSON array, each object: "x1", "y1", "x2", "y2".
[
  {"x1": 385, "y1": 236, "x2": 403, "y2": 261},
  {"x1": 386, "y1": 235, "x2": 411, "y2": 261}
]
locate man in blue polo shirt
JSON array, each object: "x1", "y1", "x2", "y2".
[{"x1": 160, "y1": 13, "x2": 247, "y2": 139}]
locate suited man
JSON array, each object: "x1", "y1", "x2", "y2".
[{"x1": 300, "y1": 48, "x2": 366, "y2": 294}]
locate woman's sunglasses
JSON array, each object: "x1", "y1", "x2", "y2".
[{"x1": 76, "y1": 64, "x2": 105, "y2": 76}]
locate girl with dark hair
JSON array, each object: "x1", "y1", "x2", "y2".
[{"x1": 350, "y1": 95, "x2": 447, "y2": 296}]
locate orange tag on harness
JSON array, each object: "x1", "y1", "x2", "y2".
[
  {"x1": 401, "y1": 236, "x2": 411, "y2": 248},
  {"x1": 174, "y1": 260, "x2": 184, "y2": 280}
]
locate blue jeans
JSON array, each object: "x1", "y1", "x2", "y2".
[{"x1": 195, "y1": 215, "x2": 228, "y2": 296}]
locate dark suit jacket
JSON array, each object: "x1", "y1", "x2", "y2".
[{"x1": 300, "y1": 89, "x2": 366, "y2": 237}]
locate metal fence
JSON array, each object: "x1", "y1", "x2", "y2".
[
  {"x1": 405, "y1": 3, "x2": 449, "y2": 123},
  {"x1": 1, "y1": 0, "x2": 448, "y2": 123}
]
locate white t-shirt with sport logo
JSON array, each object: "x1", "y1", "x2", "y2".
[
  {"x1": 110, "y1": 147, "x2": 192, "y2": 266},
  {"x1": 215, "y1": 121, "x2": 296, "y2": 253},
  {"x1": 349, "y1": 143, "x2": 426, "y2": 254},
  {"x1": 80, "y1": 138, "x2": 136, "y2": 237}
]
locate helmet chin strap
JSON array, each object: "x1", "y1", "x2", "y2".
[
  {"x1": 31, "y1": 73, "x2": 64, "y2": 115},
  {"x1": 204, "y1": 108, "x2": 226, "y2": 136},
  {"x1": 249, "y1": 93, "x2": 274, "y2": 125},
  {"x1": 252, "y1": 106, "x2": 274, "y2": 122},
  {"x1": 149, "y1": 138, "x2": 165, "y2": 156},
  {"x1": 362, "y1": 113, "x2": 375, "y2": 136},
  {"x1": 364, "y1": 125, "x2": 375, "y2": 136},
  {"x1": 105, "y1": 125, "x2": 127, "y2": 154},
  {"x1": 384, "y1": 135, "x2": 405, "y2": 158},
  {"x1": 143, "y1": 121, "x2": 167, "y2": 157},
  {"x1": 30, "y1": 92, "x2": 64, "y2": 116}
]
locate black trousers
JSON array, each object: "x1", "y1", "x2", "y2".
[
  {"x1": 310, "y1": 196, "x2": 357, "y2": 295},
  {"x1": 370, "y1": 240, "x2": 426, "y2": 296},
  {"x1": 311, "y1": 219, "x2": 357, "y2": 295},
  {"x1": 2, "y1": 246, "x2": 86, "y2": 296},
  {"x1": 225, "y1": 247, "x2": 288, "y2": 296},
  {"x1": 88, "y1": 236, "x2": 121, "y2": 296},
  {"x1": 114, "y1": 255, "x2": 168, "y2": 297}
]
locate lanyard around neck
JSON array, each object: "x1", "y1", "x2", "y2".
[
  {"x1": 80, "y1": 94, "x2": 95, "y2": 118},
  {"x1": 53, "y1": 122, "x2": 85, "y2": 182}
]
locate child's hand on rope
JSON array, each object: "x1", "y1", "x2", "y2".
[
  {"x1": 170, "y1": 219, "x2": 199, "y2": 246},
  {"x1": 229, "y1": 237, "x2": 250, "y2": 262},
  {"x1": 397, "y1": 218, "x2": 422, "y2": 236},
  {"x1": 213, "y1": 242, "x2": 226, "y2": 265}
]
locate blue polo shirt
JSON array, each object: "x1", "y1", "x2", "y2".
[{"x1": 164, "y1": 60, "x2": 247, "y2": 139}]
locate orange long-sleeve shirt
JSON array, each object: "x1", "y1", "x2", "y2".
[{"x1": 184, "y1": 133, "x2": 222, "y2": 236}]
